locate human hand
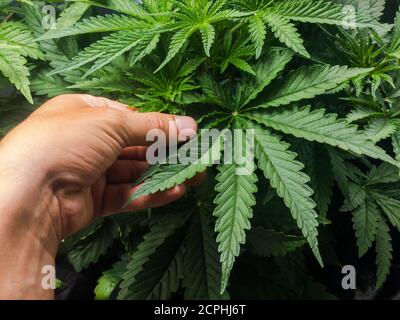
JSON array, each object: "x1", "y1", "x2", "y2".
[{"x1": 0, "y1": 94, "x2": 199, "y2": 299}]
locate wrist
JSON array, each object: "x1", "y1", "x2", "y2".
[{"x1": 0, "y1": 151, "x2": 61, "y2": 299}]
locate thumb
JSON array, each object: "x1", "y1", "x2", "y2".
[{"x1": 80, "y1": 95, "x2": 198, "y2": 147}]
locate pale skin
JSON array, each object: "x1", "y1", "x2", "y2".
[{"x1": 0, "y1": 94, "x2": 201, "y2": 299}]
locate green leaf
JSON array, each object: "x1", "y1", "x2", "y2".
[
  {"x1": 307, "y1": 144, "x2": 333, "y2": 218},
  {"x1": 86, "y1": 0, "x2": 151, "y2": 18},
  {"x1": 365, "y1": 118, "x2": 397, "y2": 143},
  {"x1": 200, "y1": 23, "x2": 215, "y2": 57},
  {"x1": 252, "y1": 126, "x2": 322, "y2": 266},
  {"x1": 375, "y1": 215, "x2": 392, "y2": 289},
  {"x1": 126, "y1": 134, "x2": 222, "y2": 204},
  {"x1": 94, "y1": 256, "x2": 129, "y2": 300},
  {"x1": 0, "y1": 49, "x2": 31, "y2": 103},
  {"x1": 347, "y1": 183, "x2": 367, "y2": 210},
  {"x1": 0, "y1": 22, "x2": 43, "y2": 59},
  {"x1": 371, "y1": 192, "x2": 400, "y2": 231},
  {"x1": 366, "y1": 163, "x2": 400, "y2": 185},
  {"x1": 329, "y1": 148, "x2": 352, "y2": 197},
  {"x1": 248, "y1": 14, "x2": 266, "y2": 59},
  {"x1": 352, "y1": 199, "x2": 379, "y2": 257},
  {"x1": 264, "y1": 14, "x2": 310, "y2": 58},
  {"x1": 388, "y1": 8, "x2": 400, "y2": 55},
  {"x1": 213, "y1": 160, "x2": 258, "y2": 294},
  {"x1": 220, "y1": 34, "x2": 255, "y2": 75},
  {"x1": 119, "y1": 213, "x2": 188, "y2": 300},
  {"x1": 255, "y1": 65, "x2": 372, "y2": 109},
  {"x1": 155, "y1": 26, "x2": 194, "y2": 73},
  {"x1": 69, "y1": 75, "x2": 135, "y2": 93},
  {"x1": 31, "y1": 70, "x2": 74, "y2": 97},
  {"x1": 347, "y1": 106, "x2": 379, "y2": 123},
  {"x1": 392, "y1": 131, "x2": 400, "y2": 163},
  {"x1": 228, "y1": 57, "x2": 255, "y2": 75},
  {"x1": 129, "y1": 33, "x2": 161, "y2": 67},
  {"x1": 40, "y1": 14, "x2": 142, "y2": 40},
  {"x1": 66, "y1": 220, "x2": 117, "y2": 272},
  {"x1": 247, "y1": 106, "x2": 398, "y2": 167},
  {"x1": 239, "y1": 49, "x2": 293, "y2": 108},
  {"x1": 183, "y1": 207, "x2": 226, "y2": 300},
  {"x1": 272, "y1": 0, "x2": 384, "y2": 31},
  {"x1": 246, "y1": 228, "x2": 306, "y2": 257},
  {"x1": 54, "y1": 1, "x2": 91, "y2": 31},
  {"x1": 356, "y1": 0, "x2": 386, "y2": 20},
  {"x1": 61, "y1": 217, "x2": 105, "y2": 251},
  {"x1": 49, "y1": 30, "x2": 143, "y2": 78}
]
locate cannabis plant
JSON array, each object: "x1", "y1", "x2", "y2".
[{"x1": 1, "y1": 0, "x2": 400, "y2": 300}]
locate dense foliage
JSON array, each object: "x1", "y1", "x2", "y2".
[{"x1": 1, "y1": 0, "x2": 400, "y2": 299}]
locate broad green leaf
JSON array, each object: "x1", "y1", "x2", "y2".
[
  {"x1": 49, "y1": 30, "x2": 143, "y2": 77},
  {"x1": 352, "y1": 199, "x2": 379, "y2": 257},
  {"x1": 0, "y1": 22, "x2": 43, "y2": 59},
  {"x1": 264, "y1": 14, "x2": 310, "y2": 58},
  {"x1": 40, "y1": 14, "x2": 142, "y2": 40},
  {"x1": 0, "y1": 46, "x2": 32, "y2": 103},
  {"x1": 183, "y1": 207, "x2": 227, "y2": 300},
  {"x1": 246, "y1": 228, "x2": 306, "y2": 257},
  {"x1": 252, "y1": 126, "x2": 323, "y2": 266},
  {"x1": 54, "y1": 1, "x2": 91, "y2": 31},
  {"x1": 248, "y1": 14, "x2": 266, "y2": 58},
  {"x1": 366, "y1": 163, "x2": 400, "y2": 185},
  {"x1": 200, "y1": 23, "x2": 215, "y2": 57},
  {"x1": 375, "y1": 215, "x2": 392, "y2": 288},
  {"x1": 371, "y1": 192, "x2": 400, "y2": 231},
  {"x1": 66, "y1": 220, "x2": 117, "y2": 272},
  {"x1": 94, "y1": 256, "x2": 129, "y2": 300},
  {"x1": 214, "y1": 138, "x2": 258, "y2": 293},
  {"x1": 247, "y1": 106, "x2": 398, "y2": 167},
  {"x1": 239, "y1": 49, "x2": 293, "y2": 108},
  {"x1": 392, "y1": 131, "x2": 400, "y2": 163},
  {"x1": 155, "y1": 26, "x2": 194, "y2": 73},
  {"x1": 126, "y1": 133, "x2": 222, "y2": 204},
  {"x1": 365, "y1": 118, "x2": 397, "y2": 142},
  {"x1": 272, "y1": 0, "x2": 385, "y2": 31},
  {"x1": 118, "y1": 212, "x2": 189, "y2": 299},
  {"x1": 254, "y1": 65, "x2": 372, "y2": 109}
]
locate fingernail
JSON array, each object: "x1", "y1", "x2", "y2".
[{"x1": 175, "y1": 116, "x2": 197, "y2": 139}]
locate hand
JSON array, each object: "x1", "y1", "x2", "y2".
[{"x1": 0, "y1": 94, "x2": 199, "y2": 299}]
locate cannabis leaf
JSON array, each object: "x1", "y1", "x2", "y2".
[
  {"x1": 247, "y1": 106, "x2": 398, "y2": 167},
  {"x1": 253, "y1": 65, "x2": 372, "y2": 109},
  {"x1": 183, "y1": 207, "x2": 226, "y2": 299},
  {"x1": 94, "y1": 256, "x2": 129, "y2": 300},
  {"x1": 213, "y1": 162, "x2": 258, "y2": 294},
  {"x1": 119, "y1": 212, "x2": 189, "y2": 299},
  {"x1": 252, "y1": 126, "x2": 323, "y2": 266},
  {"x1": 0, "y1": 21, "x2": 43, "y2": 102},
  {"x1": 352, "y1": 199, "x2": 379, "y2": 257},
  {"x1": 66, "y1": 220, "x2": 117, "y2": 272},
  {"x1": 375, "y1": 215, "x2": 392, "y2": 288},
  {"x1": 155, "y1": 0, "x2": 247, "y2": 72},
  {"x1": 246, "y1": 228, "x2": 307, "y2": 257},
  {"x1": 126, "y1": 133, "x2": 222, "y2": 204}
]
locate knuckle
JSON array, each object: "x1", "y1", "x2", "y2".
[
  {"x1": 105, "y1": 107, "x2": 125, "y2": 126},
  {"x1": 146, "y1": 112, "x2": 165, "y2": 130},
  {"x1": 146, "y1": 112, "x2": 175, "y2": 132}
]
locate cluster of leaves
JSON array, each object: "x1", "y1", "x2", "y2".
[{"x1": 1, "y1": 0, "x2": 400, "y2": 299}]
